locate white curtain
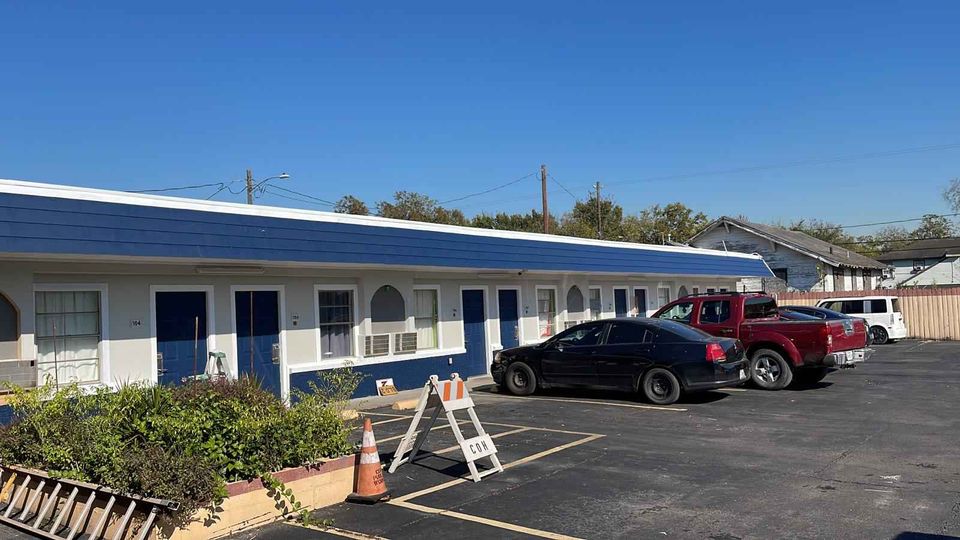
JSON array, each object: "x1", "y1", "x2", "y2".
[
  {"x1": 34, "y1": 291, "x2": 100, "y2": 384},
  {"x1": 414, "y1": 290, "x2": 438, "y2": 349}
]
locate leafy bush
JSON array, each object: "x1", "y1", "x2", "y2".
[{"x1": 0, "y1": 371, "x2": 360, "y2": 520}]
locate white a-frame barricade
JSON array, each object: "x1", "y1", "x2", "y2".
[{"x1": 388, "y1": 373, "x2": 503, "y2": 482}]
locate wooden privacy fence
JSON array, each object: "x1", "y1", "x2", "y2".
[{"x1": 774, "y1": 287, "x2": 960, "y2": 341}]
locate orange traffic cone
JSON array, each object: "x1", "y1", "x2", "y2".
[{"x1": 347, "y1": 417, "x2": 391, "y2": 503}]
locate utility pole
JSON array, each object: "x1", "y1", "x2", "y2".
[
  {"x1": 540, "y1": 164, "x2": 549, "y2": 234},
  {"x1": 245, "y1": 169, "x2": 254, "y2": 205},
  {"x1": 595, "y1": 182, "x2": 602, "y2": 239}
]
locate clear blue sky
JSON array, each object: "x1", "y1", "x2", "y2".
[{"x1": 2, "y1": 1, "x2": 959, "y2": 231}]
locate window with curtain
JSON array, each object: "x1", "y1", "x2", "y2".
[
  {"x1": 34, "y1": 290, "x2": 101, "y2": 385},
  {"x1": 589, "y1": 288, "x2": 602, "y2": 320},
  {"x1": 537, "y1": 288, "x2": 557, "y2": 338},
  {"x1": 414, "y1": 289, "x2": 438, "y2": 350},
  {"x1": 318, "y1": 290, "x2": 354, "y2": 359},
  {"x1": 657, "y1": 287, "x2": 671, "y2": 309}
]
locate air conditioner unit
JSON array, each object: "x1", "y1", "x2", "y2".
[
  {"x1": 364, "y1": 334, "x2": 390, "y2": 357},
  {"x1": 394, "y1": 332, "x2": 418, "y2": 354}
]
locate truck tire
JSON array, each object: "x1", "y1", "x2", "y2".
[
  {"x1": 750, "y1": 349, "x2": 793, "y2": 390},
  {"x1": 504, "y1": 362, "x2": 537, "y2": 396},
  {"x1": 793, "y1": 367, "x2": 830, "y2": 386},
  {"x1": 641, "y1": 368, "x2": 682, "y2": 405},
  {"x1": 871, "y1": 326, "x2": 889, "y2": 345}
]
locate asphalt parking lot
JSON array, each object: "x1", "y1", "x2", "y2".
[
  {"x1": 238, "y1": 340, "x2": 960, "y2": 540},
  {"x1": 3, "y1": 341, "x2": 956, "y2": 540}
]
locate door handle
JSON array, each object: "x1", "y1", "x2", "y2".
[
  {"x1": 156, "y1": 353, "x2": 167, "y2": 375},
  {"x1": 271, "y1": 343, "x2": 281, "y2": 365}
]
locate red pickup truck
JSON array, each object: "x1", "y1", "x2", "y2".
[{"x1": 652, "y1": 292, "x2": 871, "y2": 389}]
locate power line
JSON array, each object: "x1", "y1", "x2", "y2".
[
  {"x1": 261, "y1": 188, "x2": 334, "y2": 208},
  {"x1": 263, "y1": 185, "x2": 335, "y2": 206},
  {"x1": 126, "y1": 181, "x2": 226, "y2": 194},
  {"x1": 800, "y1": 212, "x2": 960, "y2": 232},
  {"x1": 440, "y1": 172, "x2": 537, "y2": 204},
  {"x1": 205, "y1": 182, "x2": 246, "y2": 200},
  {"x1": 562, "y1": 142, "x2": 960, "y2": 191},
  {"x1": 548, "y1": 173, "x2": 579, "y2": 200}
]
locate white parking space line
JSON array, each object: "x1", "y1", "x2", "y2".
[
  {"x1": 721, "y1": 387, "x2": 748, "y2": 392},
  {"x1": 285, "y1": 522, "x2": 388, "y2": 539},
  {"x1": 490, "y1": 394, "x2": 687, "y2": 412},
  {"x1": 392, "y1": 433, "x2": 604, "y2": 503},
  {"x1": 391, "y1": 500, "x2": 582, "y2": 540},
  {"x1": 370, "y1": 416, "x2": 412, "y2": 426},
  {"x1": 377, "y1": 420, "x2": 467, "y2": 444}
]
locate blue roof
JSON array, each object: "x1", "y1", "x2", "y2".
[{"x1": 0, "y1": 180, "x2": 772, "y2": 277}]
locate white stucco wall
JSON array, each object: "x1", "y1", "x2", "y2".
[{"x1": 0, "y1": 259, "x2": 738, "y2": 396}]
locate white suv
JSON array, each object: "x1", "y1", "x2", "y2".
[{"x1": 816, "y1": 296, "x2": 907, "y2": 345}]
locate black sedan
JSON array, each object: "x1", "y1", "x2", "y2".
[
  {"x1": 780, "y1": 305, "x2": 874, "y2": 345},
  {"x1": 492, "y1": 318, "x2": 748, "y2": 405}
]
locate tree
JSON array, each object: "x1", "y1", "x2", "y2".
[
  {"x1": 471, "y1": 210, "x2": 557, "y2": 233},
  {"x1": 558, "y1": 194, "x2": 625, "y2": 239},
  {"x1": 854, "y1": 226, "x2": 910, "y2": 257},
  {"x1": 375, "y1": 191, "x2": 467, "y2": 225},
  {"x1": 333, "y1": 195, "x2": 369, "y2": 215},
  {"x1": 943, "y1": 178, "x2": 960, "y2": 211},
  {"x1": 911, "y1": 213, "x2": 954, "y2": 240},
  {"x1": 624, "y1": 202, "x2": 709, "y2": 244},
  {"x1": 788, "y1": 219, "x2": 855, "y2": 246}
]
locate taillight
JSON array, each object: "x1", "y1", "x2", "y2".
[
  {"x1": 706, "y1": 343, "x2": 726, "y2": 363},
  {"x1": 821, "y1": 324, "x2": 833, "y2": 351}
]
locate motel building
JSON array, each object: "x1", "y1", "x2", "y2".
[{"x1": 0, "y1": 179, "x2": 772, "y2": 410}]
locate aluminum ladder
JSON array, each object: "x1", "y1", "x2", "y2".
[{"x1": 0, "y1": 464, "x2": 179, "y2": 540}]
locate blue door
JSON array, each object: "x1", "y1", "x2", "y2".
[
  {"x1": 156, "y1": 291, "x2": 208, "y2": 385},
  {"x1": 235, "y1": 291, "x2": 281, "y2": 396},
  {"x1": 614, "y1": 289, "x2": 628, "y2": 317},
  {"x1": 461, "y1": 289, "x2": 488, "y2": 376},
  {"x1": 498, "y1": 289, "x2": 520, "y2": 349}
]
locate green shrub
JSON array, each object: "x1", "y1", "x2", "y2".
[{"x1": 0, "y1": 370, "x2": 361, "y2": 521}]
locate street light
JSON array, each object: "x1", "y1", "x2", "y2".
[{"x1": 245, "y1": 170, "x2": 290, "y2": 205}]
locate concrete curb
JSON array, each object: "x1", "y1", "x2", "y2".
[{"x1": 350, "y1": 375, "x2": 495, "y2": 412}]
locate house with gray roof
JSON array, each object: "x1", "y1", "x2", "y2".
[
  {"x1": 876, "y1": 237, "x2": 960, "y2": 287},
  {"x1": 688, "y1": 217, "x2": 890, "y2": 292}
]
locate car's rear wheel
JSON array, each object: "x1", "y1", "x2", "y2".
[
  {"x1": 750, "y1": 349, "x2": 793, "y2": 390},
  {"x1": 871, "y1": 326, "x2": 889, "y2": 345},
  {"x1": 641, "y1": 368, "x2": 681, "y2": 405},
  {"x1": 793, "y1": 367, "x2": 830, "y2": 386},
  {"x1": 503, "y1": 362, "x2": 537, "y2": 396}
]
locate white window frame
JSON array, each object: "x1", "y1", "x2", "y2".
[
  {"x1": 655, "y1": 284, "x2": 673, "y2": 312},
  {"x1": 631, "y1": 286, "x2": 650, "y2": 317},
  {"x1": 229, "y1": 285, "x2": 289, "y2": 400},
  {"x1": 534, "y1": 285, "x2": 559, "y2": 339},
  {"x1": 149, "y1": 285, "x2": 217, "y2": 384},
  {"x1": 494, "y1": 285, "x2": 524, "y2": 349},
  {"x1": 314, "y1": 284, "x2": 360, "y2": 366},
  {"x1": 413, "y1": 284, "x2": 442, "y2": 351},
  {"x1": 32, "y1": 283, "x2": 110, "y2": 387},
  {"x1": 588, "y1": 286, "x2": 603, "y2": 320}
]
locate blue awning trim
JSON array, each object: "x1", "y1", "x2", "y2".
[{"x1": 0, "y1": 192, "x2": 772, "y2": 277}]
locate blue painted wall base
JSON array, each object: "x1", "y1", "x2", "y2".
[{"x1": 290, "y1": 351, "x2": 487, "y2": 400}]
